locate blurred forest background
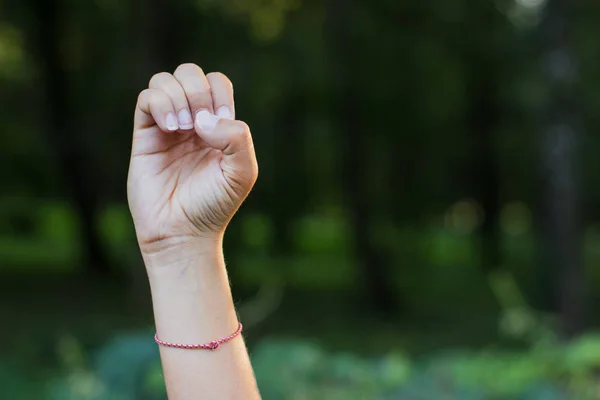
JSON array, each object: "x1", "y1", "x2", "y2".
[{"x1": 3, "y1": 0, "x2": 600, "y2": 398}]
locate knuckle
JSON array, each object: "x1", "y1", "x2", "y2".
[
  {"x1": 148, "y1": 72, "x2": 170, "y2": 87},
  {"x1": 186, "y1": 90, "x2": 212, "y2": 108},
  {"x1": 207, "y1": 71, "x2": 232, "y2": 85},
  {"x1": 233, "y1": 121, "x2": 250, "y2": 138},
  {"x1": 137, "y1": 88, "x2": 153, "y2": 103},
  {"x1": 187, "y1": 87, "x2": 211, "y2": 97},
  {"x1": 139, "y1": 88, "x2": 166, "y2": 106},
  {"x1": 175, "y1": 63, "x2": 204, "y2": 76}
]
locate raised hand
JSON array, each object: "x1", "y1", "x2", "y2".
[
  {"x1": 127, "y1": 63, "x2": 258, "y2": 256},
  {"x1": 127, "y1": 64, "x2": 262, "y2": 399}
]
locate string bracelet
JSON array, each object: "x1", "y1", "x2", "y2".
[{"x1": 154, "y1": 321, "x2": 243, "y2": 351}]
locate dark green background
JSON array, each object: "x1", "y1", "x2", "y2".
[{"x1": 2, "y1": 0, "x2": 600, "y2": 398}]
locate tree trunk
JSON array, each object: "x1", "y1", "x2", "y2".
[
  {"x1": 540, "y1": 0, "x2": 585, "y2": 338},
  {"x1": 467, "y1": 76, "x2": 502, "y2": 273},
  {"x1": 461, "y1": 3, "x2": 504, "y2": 275},
  {"x1": 31, "y1": 0, "x2": 110, "y2": 276},
  {"x1": 326, "y1": 0, "x2": 396, "y2": 312},
  {"x1": 271, "y1": 94, "x2": 306, "y2": 257}
]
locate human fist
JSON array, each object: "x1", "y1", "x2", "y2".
[{"x1": 127, "y1": 63, "x2": 258, "y2": 256}]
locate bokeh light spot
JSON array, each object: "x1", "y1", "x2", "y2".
[
  {"x1": 515, "y1": 0, "x2": 546, "y2": 9},
  {"x1": 500, "y1": 202, "x2": 532, "y2": 236},
  {"x1": 0, "y1": 24, "x2": 24, "y2": 78},
  {"x1": 445, "y1": 199, "x2": 482, "y2": 234}
]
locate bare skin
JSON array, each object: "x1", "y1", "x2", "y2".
[{"x1": 127, "y1": 63, "x2": 261, "y2": 399}]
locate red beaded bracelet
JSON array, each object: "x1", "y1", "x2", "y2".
[{"x1": 154, "y1": 321, "x2": 243, "y2": 351}]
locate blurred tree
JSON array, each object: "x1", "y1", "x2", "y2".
[
  {"x1": 29, "y1": 0, "x2": 110, "y2": 275},
  {"x1": 462, "y1": 1, "x2": 504, "y2": 274},
  {"x1": 540, "y1": 0, "x2": 585, "y2": 337},
  {"x1": 270, "y1": 93, "x2": 307, "y2": 258},
  {"x1": 326, "y1": 0, "x2": 396, "y2": 312}
]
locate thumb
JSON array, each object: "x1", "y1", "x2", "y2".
[{"x1": 195, "y1": 110, "x2": 258, "y2": 187}]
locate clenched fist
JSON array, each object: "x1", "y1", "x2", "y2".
[{"x1": 127, "y1": 63, "x2": 258, "y2": 257}]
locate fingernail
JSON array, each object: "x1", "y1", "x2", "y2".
[
  {"x1": 196, "y1": 110, "x2": 220, "y2": 133},
  {"x1": 216, "y1": 105, "x2": 232, "y2": 119},
  {"x1": 178, "y1": 109, "x2": 194, "y2": 130},
  {"x1": 166, "y1": 112, "x2": 179, "y2": 131}
]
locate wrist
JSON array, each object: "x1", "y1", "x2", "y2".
[
  {"x1": 140, "y1": 235, "x2": 224, "y2": 272},
  {"x1": 144, "y1": 236, "x2": 239, "y2": 346}
]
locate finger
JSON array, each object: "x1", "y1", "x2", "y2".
[
  {"x1": 195, "y1": 110, "x2": 258, "y2": 186},
  {"x1": 149, "y1": 72, "x2": 194, "y2": 130},
  {"x1": 135, "y1": 88, "x2": 178, "y2": 132},
  {"x1": 173, "y1": 63, "x2": 213, "y2": 117},
  {"x1": 206, "y1": 72, "x2": 235, "y2": 120}
]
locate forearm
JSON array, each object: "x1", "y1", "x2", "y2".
[{"x1": 144, "y1": 240, "x2": 260, "y2": 400}]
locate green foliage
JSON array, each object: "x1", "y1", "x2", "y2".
[
  {"x1": 23, "y1": 332, "x2": 600, "y2": 399},
  {"x1": 0, "y1": 362, "x2": 45, "y2": 399},
  {"x1": 97, "y1": 204, "x2": 134, "y2": 251},
  {"x1": 0, "y1": 23, "x2": 25, "y2": 79},
  {"x1": 0, "y1": 201, "x2": 79, "y2": 270},
  {"x1": 293, "y1": 212, "x2": 352, "y2": 255},
  {"x1": 242, "y1": 213, "x2": 274, "y2": 250},
  {"x1": 251, "y1": 335, "x2": 600, "y2": 399},
  {"x1": 48, "y1": 332, "x2": 163, "y2": 400},
  {"x1": 564, "y1": 333, "x2": 600, "y2": 376},
  {"x1": 197, "y1": 0, "x2": 303, "y2": 42}
]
